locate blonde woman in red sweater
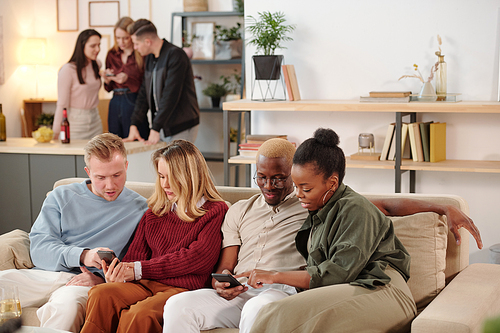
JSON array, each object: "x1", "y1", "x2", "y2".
[{"x1": 80, "y1": 140, "x2": 228, "y2": 333}]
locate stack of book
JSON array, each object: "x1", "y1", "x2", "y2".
[
  {"x1": 360, "y1": 91, "x2": 411, "y2": 103},
  {"x1": 282, "y1": 65, "x2": 301, "y2": 101},
  {"x1": 238, "y1": 134, "x2": 288, "y2": 157},
  {"x1": 380, "y1": 121, "x2": 446, "y2": 162}
]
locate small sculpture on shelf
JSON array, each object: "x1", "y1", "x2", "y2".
[{"x1": 350, "y1": 133, "x2": 381, "y2": 161}]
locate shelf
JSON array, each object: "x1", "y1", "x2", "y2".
[
  {"x1": 191, "y1": 59, "x2": 242, "y2": 65},
  {"x1": 228, "y1": 156, "x2": 397, "y2": 169},
  {"x1": 401, "y1": 159, "x2": 500, "y2": 173},
  {"x1": 223, "y1": 99, "x2": 500, "y2": 113},
  {"x1": 200, "y1": 107, "x2": 222, "y2": 113},
  {"x1": 229, "y1": 155, "x2": 256, "y2": 164}
]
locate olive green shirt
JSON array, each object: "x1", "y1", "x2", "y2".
[{"x1": 295, "y1": 183, "x2": 411, "y2": 290}]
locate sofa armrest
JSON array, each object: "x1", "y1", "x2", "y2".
[
  {"x1": 0, "y1": 229, "x2": 34, "y2": 270},
  {"x1": 412, "y1": 263, "x2": 500, "y2": 333}
]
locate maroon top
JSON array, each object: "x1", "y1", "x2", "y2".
[
  {"x1": 122, "y1": 200, "x2": 228, "y2": 290},
  {"x1": 104, "y1": 48, "x2": 144, "y2": 93}
]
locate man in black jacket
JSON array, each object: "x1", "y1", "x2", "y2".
[{"x1": 125, "y1": 19, "x2": 200, "y2": 144}]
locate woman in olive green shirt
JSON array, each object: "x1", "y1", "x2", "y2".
[{"x1": 244, "y1": 128, "x2": 417, "y2": 333}]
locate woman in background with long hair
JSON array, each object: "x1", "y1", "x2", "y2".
[
  {"x1": 53, "y1": 29, "x2": 103, "y2": 140},
  {"x1": 104, "y1": 17, "x2": 149, "y2": 140}
]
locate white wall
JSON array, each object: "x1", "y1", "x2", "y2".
[{"x1": 245, "y1": 0, "x2": 500, "y2": 264}]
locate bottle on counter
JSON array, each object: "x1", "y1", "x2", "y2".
[
  {"x1": 60, "y1": 108, "x2": 70, "y2": 144},
  {"x1": 0, "y1": 104, "x2": 6, "y2": 141}
]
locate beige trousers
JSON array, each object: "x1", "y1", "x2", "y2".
[
  {"x1": 250, "y1": 266, "x2": 417, "y2": 333},
  {"x1": 67, "y1": 107, "x2": 103, "y2": 140}
]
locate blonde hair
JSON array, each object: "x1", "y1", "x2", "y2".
[
  {"x1": 112, "y1": 17, "x2": 144, "y2": 70},
  {"x1": 256, "y1": 138, "x2": 295, "y2": 166},
  {"x1": 148, "y1": 140, "x2": 223, "y2": 221},
  {"x1": 83, "y1": 133, "x2": 127, "y2": 167}
]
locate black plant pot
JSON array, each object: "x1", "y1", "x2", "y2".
[
  {"x1": 253, "y1": 55, "x2": 284, "y2": 80},
  {"x1": 211, "y1": 97, "x2": 221, "y2": 108}
]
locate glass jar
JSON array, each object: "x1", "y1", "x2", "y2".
[{"x1": 435, "y1": 55, "x2": 447, "y2": 99}]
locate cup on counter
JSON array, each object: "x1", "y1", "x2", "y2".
[{"x1": 0, "y1": 285, "x2": 21, "y2": 325}]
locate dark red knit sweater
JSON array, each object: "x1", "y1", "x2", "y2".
[{"x1": 122, "y1": 200, "x2": 228, "y2": 290}]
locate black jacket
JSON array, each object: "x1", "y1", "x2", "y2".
[{"x1": 131, "y1": 39, "x2": 199, "y2": 137}]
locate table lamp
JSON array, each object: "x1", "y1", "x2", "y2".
[{"x1": 20, "y1": 38, "x2": 48, "y2": 100}]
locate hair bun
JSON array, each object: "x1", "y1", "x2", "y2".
[{"x1": 313, "y1": 128, "x2": 339, "y2": 147}]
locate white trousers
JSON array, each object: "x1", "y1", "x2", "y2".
[
  {"x1": 160, "y1": 124, "x2": 199, "y2": 143},
  {"x1": 162, "y1": 284, "x2": 296, "y2": 333},
  {"x1": 67, "y1": 107, "x2": 103, "y2": 140},
  {"x1": 0, "y1": 269, "x2": 90, "y2": 333}
]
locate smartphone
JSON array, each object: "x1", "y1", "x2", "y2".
[
  {"x1": 105, "y1": 73, "x2": 115, "y2": 77},
  {"x1": 97, "y1": 250, "x2": 117, "y2": 264},
  {"x1": 211, "y1": 273, "x2": 242, "y2": 288}
]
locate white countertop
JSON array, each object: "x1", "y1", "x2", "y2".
[{"x1": 0, "y1": 138, "x2": 167, "y2": 155}]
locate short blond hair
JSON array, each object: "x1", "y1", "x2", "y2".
[
  {"x1": 256, "y1": 138, "x2": 295, "y2": 166},
  {"x1": 83, "y1": 133, "x2": 127, "y2": 167},
  {"x1": 148, "y1": 140, "x2": 223, "y2": 221}
]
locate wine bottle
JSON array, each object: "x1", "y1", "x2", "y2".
[
  {"x1": 0, "y1": 104, "x2": 6, "y2": 141},
  {"x1": 60, "y1": 108, "x2": 70, "y2": 144}
]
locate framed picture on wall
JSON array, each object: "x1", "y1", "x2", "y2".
[
  {"x1": 89, "y1": 1, "x2": 120, "y2": 27},
  {"x1": 192, "y1": 22, "x2": 215, "y2": 60},
  {"x1": 57, "y1": 0, "x2": 79, "y2": 31},
  {"x1": 128, "y1": 0, "x2": 152, "y2": 20}
]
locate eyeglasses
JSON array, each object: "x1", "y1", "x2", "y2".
[{"x1": 253, "y1": 173, "x2": 290, "y2": 189}]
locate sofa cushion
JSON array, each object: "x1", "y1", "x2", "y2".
[
  {"x1": 391, "y1": 212, "x2": 447, "y2": 312},
  {"x1": 0, "y1": 229, "x2": 34, "y2": 270}
]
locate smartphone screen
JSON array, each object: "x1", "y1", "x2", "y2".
[
  {"x1": 97, "y1": 250, "x2": 117, "y2": 264},
  {"x1": 211, "y1": 273, "x2": 242, "y2": 288}
]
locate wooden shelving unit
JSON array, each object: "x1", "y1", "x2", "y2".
[{"x1": 222, "y1": 99, "x2": 500, "y2": 191}]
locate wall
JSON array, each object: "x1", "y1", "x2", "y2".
[{"x1": 245, "y1": 0, "x2": 500, "y2": 264}]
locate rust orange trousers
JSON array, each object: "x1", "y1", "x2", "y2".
[{"x1": 80, "y1": 279, "x2": 187, "y2": 333}]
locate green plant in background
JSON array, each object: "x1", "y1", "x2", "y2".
[
  {"x1": 202, "y1": 80, "x2": 230, "y2": 98},
  {"x1": 234, "y1": 0, "x2": 244, "y2": 14},
  {"x1": 203, "y1": 71, "x2": 242, "y2": 98},
  {"x1": 483, "y1": 315, "x2": 500, "y2": 333},
  {"x1": 35, "y1": 113, "x2": 54, "y2": 127},
  {"x1": 246, "y1": 11, "x2": 295, "y2": 55},
  {"x1": 223, "y1": 69, "x2": 241, "y2": 95},
  {"x1": 214, "y1": 23, "x2": 242, "y2": 42}
]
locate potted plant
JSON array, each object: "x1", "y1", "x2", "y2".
[
  {"x1": 202, "y1": 77, "x2": 230, "y2": 108},
  {"x1": 35, "y1": 113, "x2": 54, "y2": 128},
  {"x1": 246, "y1": 11, "x2": 295, "y2": 80},
  {"x1": 214, "y1": 23, "x2": 243, "y2": 60}
]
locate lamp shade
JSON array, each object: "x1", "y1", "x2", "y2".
[{"x1": 21, "y1": 38, "x2": 48, "y2": 65}]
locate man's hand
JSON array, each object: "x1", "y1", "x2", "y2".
[
  {"x1": 123, "y1": 125, "x2": 145, "y2": 142},
  {"x1": 238, "y1": 269, "x2": 277, "y2": 289},
  {"x1": 66, "y1": 266, "x2": 105, "y2": 286},
  {"x1": 445, "y1": 205, "x2": 483, "y2": 249},
  {"x1": 212, "y1": 269, "x2": 248, "y2": 300},
  {"x1": 80, "y1": 247, "x2": 113, "y2": 269},
  {"x1": 145, "y1": 129, "x2": 161, "y2": 145},
  {"x1": 102, "y1": 258, "x2": 134, "y2": 283}
]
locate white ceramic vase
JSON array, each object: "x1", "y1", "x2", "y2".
[{"x1": 418, "y1": 82, "x2": 437, "y2": 102}]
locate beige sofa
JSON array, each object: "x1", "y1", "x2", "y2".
[{"x1": 1, "y1": 177, "x2": 500, "y2": 332}]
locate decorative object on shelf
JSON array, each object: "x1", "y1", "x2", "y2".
[
  {"x1": 351, "y1": 133, "x2": 380, "y2": 161},
  {"x1": 192, "y1": 22, "x2": 215, "y2": 60},
  {"x1": 399, "y1": 64, "x2": 438, "y2": 102},
  {"x1": 214, "y1": 23, "x2": 243, "y2": 60},
  {"x1": 435, "y1": 35, "x2": 447, "y2": 100},
  {"x1": 183, "y1": 0, "x2": 207, "y2": 12},
  {"x1": 246, "y1": 11, "x2": 295, "y2": 101},
  {"x1": 233, "y1": 0, "x2": 244, "y2": 13},
  {"x1": 35, "y1": 113, "x2": 54, "y2": 127}
]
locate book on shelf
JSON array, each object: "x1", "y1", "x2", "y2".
[
  {"x1": 408, "y1": 122, "x2": 424, "y2": 162},
  {"x1": 246, "y1": 134, "x2": 287, "y2": 144},
  {"x1": 369, "y1": 91, "x2": 412, "y2": 98},
  {"x1": 286, "y1": 65, "x2": 301, "y2": 101},
  {"x1": 282, "y1": 65, "x2": 294, "y2": 101},
  {"x1": 379, "y1": 123, "x2": 395, "y2": 161},
  {"x1": 419, "y1": 121, "x2": 433, "y2": 162},
  {"x1": 430, "y1": 122, "x2": 446, "y2": 162},
  {"x1": 360, "y1": 96, "x2": 410, "y2": 103},
  {"x1": 387, "y1": 122, "x2": 409, "y2": 161}
]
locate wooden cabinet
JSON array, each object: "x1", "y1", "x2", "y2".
[
  {"x1": 22, "y1": 99, "x2": 56, "y2": 137},
  {"x1": 222, "y1": 99, "x2": 500, "y2": 191}
]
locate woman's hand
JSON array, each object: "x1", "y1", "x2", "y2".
[
  {"x1": 237, "y1": 269, "x2": 277, "y2": 289},
  {"x1": 102, "y1": 258, "x2": 134, "y2": 283},
  {"x1": 102, "y1": 69, "x2": 115, "y2": 84},
  {"x1": 113, "y1": 72, "x2": 128, "y2": 84}
]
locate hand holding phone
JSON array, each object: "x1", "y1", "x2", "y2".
[
  {"x1": 97, "y1": 250, "x2": 117, "y2": 265},
  {"x1": 211, "y1": 273, "x2": 242, "y2": 288},
  {"x1": 105, "y1": 73, "x2": 116, "y2": 77}
]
